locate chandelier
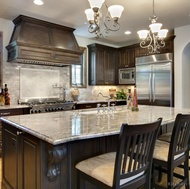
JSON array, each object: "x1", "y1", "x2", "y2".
[
  {"x1": 137, "y1": 0, "x2": 168, "y2": 54},
  {"x1": 85, "y1": 0, "x2": 124, "y2": 38}
]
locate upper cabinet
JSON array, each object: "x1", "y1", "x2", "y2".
[
  {"x1": 135, "y1": 36, "x2": 175, "y2": 57},
  {"x1": 87, "y1": 36, "x2": 174, "y2": 86},
  {"x1": 88, "y1": 43, "x2": 117, "y2": 85},
  {"x1": 118, "y1": 46, "x2": 135, "y2": 68}
]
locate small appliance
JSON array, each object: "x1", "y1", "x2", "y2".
[{"x1": 119, "y1": 68, "x2": 135, "y2": 84}]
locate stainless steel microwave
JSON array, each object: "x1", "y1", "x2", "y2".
[{"x1": 119, "y1": 68, "x2": 135, "y2": 84}]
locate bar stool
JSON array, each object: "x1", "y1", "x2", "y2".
[
  {"x1": 75, "y1": 118, "x2": 162, "y2": 189},
  {"x1": 158, "y1": 122, "x2": 190, "y2": 170},
  {"x1": 152, "y1": 114, "x2": 190, "y2": 189}
]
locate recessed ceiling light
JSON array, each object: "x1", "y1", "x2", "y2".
[
  {"x1": 33, "y1": 0, "x2": 44, "y2": 5},
  {"x1": 125, "y1": 31, "x2": 131, "y2": 35}
]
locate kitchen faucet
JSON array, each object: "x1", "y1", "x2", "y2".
[{"x1": 97, "y1": 92, "x2": 111, "y2": 112}]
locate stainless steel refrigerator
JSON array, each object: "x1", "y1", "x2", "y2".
[{"x1": 135, "y1": 53, "x2": 173, "y2": 107}]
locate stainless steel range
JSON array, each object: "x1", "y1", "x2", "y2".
[{"x1": 19, "y1": 100, "x2": 75, "y2": 114}]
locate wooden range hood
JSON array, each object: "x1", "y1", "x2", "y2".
[{"x1": 6, "y1": 15, "x2": 83, "y2": 66}]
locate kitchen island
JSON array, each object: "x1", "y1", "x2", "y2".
[{"x1": 1, "y1": 105, "x2": 190, "y2": 189}]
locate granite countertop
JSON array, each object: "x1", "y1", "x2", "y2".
[{"x1": 1, "y1": 105, "x2": 190, "y2": 145}]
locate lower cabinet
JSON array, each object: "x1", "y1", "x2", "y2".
[
  {"x1": 0, "y1": 107, "x2": 30, "y2": 157},
  {"x1": 2, "y1": 124, "x2": 41, "y2": 189},
  {"x1": 1, "y1": 120, "x2": 125, "y2": 189},
  {"x1": 75, "y1": 101, "x2": 126, "y2": 110}
]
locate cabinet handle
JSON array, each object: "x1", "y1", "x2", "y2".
[
  {"x1": 0, "y1": 112, "x2": 10, "y2": 116},
  {"x1": 17, "y1": 131, "x2": 23, "y2": 136}
]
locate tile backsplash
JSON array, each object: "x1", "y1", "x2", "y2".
[
  {"x1": 20, "y1": 68, "x2": 60, "y2": 100},
  {"x1": 3, "y1": 61, "x2": 132, "y2": 105}
]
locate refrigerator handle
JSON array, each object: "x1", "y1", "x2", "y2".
[
  {"x1": 149, "y1": 74, "x2": 152, "y2": 102},
  {"x1": 153, "y1": 73, "x2": 155, "y2": 102}
]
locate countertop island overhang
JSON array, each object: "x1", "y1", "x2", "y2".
[
  {"x1": 1, "y1": 105, "x2": 190, "y2": 189},
  {"x1": 1, "y1": 105, "x2": 189, "y2": 145}
]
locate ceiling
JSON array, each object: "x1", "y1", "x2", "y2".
[{"x1": 0, "y1": 0, "x2": 190, "y2": 46}]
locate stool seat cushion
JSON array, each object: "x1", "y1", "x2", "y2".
[
  {"x1": 153, "y1": 140, "x2": 184, "y2": 162},
  {"x1": 158, "y1": 132, "x2": 172, "y2": 142},
  {"x1": 76, "y1": 152, "x2": 144, "y2": 187}
]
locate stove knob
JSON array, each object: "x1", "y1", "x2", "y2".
[
  {"x1": 55, "y1": 108, "x2": 59, "y2": 111},
  {"x1": 35, "y1": 110, "x2": 38, "y2": 113},
  {"x1": 38, "y1": 110, "x2": 41, "y2": 113},
  {"x1": 49, "y1": 109, "x2": 52, "y2": 112},
  {"x1": 45, "y1": 109, "x2": 48, "y2": 112}
]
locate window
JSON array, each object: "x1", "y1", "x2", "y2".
[{"x1": 71, "y1": 47, "x2": 87, "y2": 88}]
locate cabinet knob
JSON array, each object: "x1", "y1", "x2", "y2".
[{"x1": 17, "y1": 131, "x2": 23, "y2": 136}]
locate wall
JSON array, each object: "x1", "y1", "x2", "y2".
[
  {"x1": 174, "y1": 25, "x2": 190, "y2": 108},
  {"x1": 182, "y1": 44, "x2": 190, "y2": 108},
  {"x1": 0, "y1": 18, "x2": 130, "y2": 105}
]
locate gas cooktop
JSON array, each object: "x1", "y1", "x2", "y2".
[{"x1": 18, "y1": 99, "x2": 75, "y2": 114}]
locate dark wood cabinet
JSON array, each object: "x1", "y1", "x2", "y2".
[
  {"x1": 1, "y1": 120, "x2": 119, "y2": 189},
  {"x1": 0, "y1": 107, "x2": 30, "y2": 157},
  {"x1": 159, "y1": 36, "x2": 174, "y2": 54},
  {"x1": 88, "y1": 43, "x2": 117, "y2": 85},
  {"x1": 87, "y1": 36, "x2": 174, "y2": 86},
  {"x1": 75, "y1": 101, "x2": 126, "y2": 110},
  {"x1": 135, "y1": 46, "x2": 149, "y2": 57},
  {"x1": 118, "y1": 46, "x2": 135, "y2": 68},
  {"x1": 2, "y1": 123, "x2": 40, "y2": 189}
]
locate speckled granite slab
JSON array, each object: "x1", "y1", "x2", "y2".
[{"x1": 1, "y1": 105, "x2": 190, "y2": 145}]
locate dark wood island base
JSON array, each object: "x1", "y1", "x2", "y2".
[
  {"x1": 1, "y1": 105, "x2": 185, "y2": 189},
  {"x1": 2, "y1": 121, "x2": 118, "y2": 189}
]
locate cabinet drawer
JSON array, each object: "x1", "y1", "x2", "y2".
[{"x1": 0, "y1": 108, "x2": 29, "y2": 117}]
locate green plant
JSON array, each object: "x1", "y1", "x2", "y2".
[{"x1": 116, "y1": 89, "x2": 127, "y2": 99}]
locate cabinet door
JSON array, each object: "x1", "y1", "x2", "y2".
[
  {"x1": 2, "y1": 125, "x2": 19, "y2": 189},
  {"x1": 88, "y1": 44, "x2": 117, "y2": 85},
  {"x1": 0, "y1": 108, "x2": 30, "y2": 157},
  {"x1": 96, "y1": 48, "x2": 105, "y2": 84},
  {"x1": 2, "y1": 123, "x2": 40, "y2": 189},
  {"x1": 118, "y1": 48, "x2": 135, "y2": 68},
  {"x1": 104, "y1": 49, "x2": 116, "y2": 84},
  {"x1": 118, "y1": 50, "x2": 127, "y2": 68},
  {"x1": 159, "y1": 39, "x2": 174, "y2": 53},
  {"x1": 127, "y1": 48, "x2": 135, "y2": 67},
  {"x1": 88, "y1": 47, "x2": 96, "y2": 85},
  {"x1": 19, "y1": 134, "x2": 40, "y2": 189},
  {"x1": 135, "y1": 46, "x2": 149, "y2": 57}
]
